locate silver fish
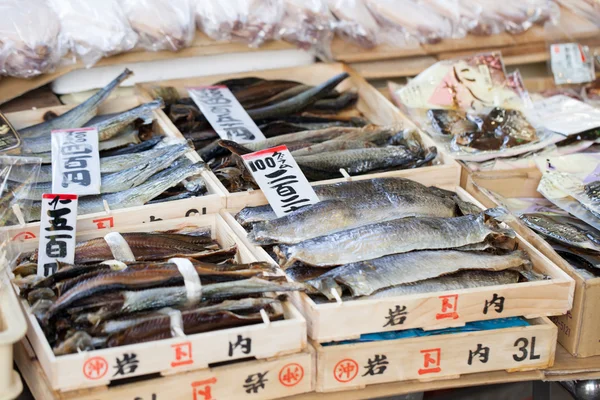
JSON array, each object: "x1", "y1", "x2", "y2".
[
  {"x1": 26, "y1": 157, "x2": 205, "y2": 221},
  {"x1": 274, "y1": 210, "x2": 514, "y2": 268},
  {"x1": 307, "y1": 250, "x2": 532, "y2": 299},
  {"x1": 520, "y1": 213, "x2": 600, "y2": 254},
  {"x1": 16, "y1": 144, "x2": 190, "y2": 199},
  {"x1": 20, "y1": 99, "x2": 164, "y2": 154},
  {"x1": 243, "y1": 127, "x2": 363, "y2": 151},
  {"x1": 236, "y1": 177, "x2": 451, "y2": 226},
  {"x1": 248, "y1": 186, "x2": 459, "y2": 244},
  {"x1": 290, "y1": 140, "x2": 377, "y2": 157},
  {"x1": 19, "y1": 69, "x2": 133, "y2": 139}
]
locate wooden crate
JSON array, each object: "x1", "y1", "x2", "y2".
[
  {"x1": 136, "y1": 62, "x2": 462, "y2": 208},
  {"x1": 220, "y1": 186, "x2": 574, "y2": 343},
  {"x1": 15, "y1": 339, "x2": 314, "y2": 400},
  {"x1": 7, "y1": 214, "x2": 307, "y2": 391},
  {"x1": 314, "y1": 317, "x2": 557, "y2": 392},
  {"x1": 464, "y1": 172, "x2": 600, "y2": 358},
  {"x1": 2, "y1": 95, "x2": 227, "y2": 239}
]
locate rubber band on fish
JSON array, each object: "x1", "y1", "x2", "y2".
[
  {"x1": 169, "y1": 257, "x2": 202, "y2": 304},
  {"x1": 103, "y1": 232, "x2": 136, "y2": 262},
  {"x1": 158, "y1": 307, "x2": 185, "y2": 338}
]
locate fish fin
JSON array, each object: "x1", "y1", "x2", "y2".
[
  {"x1": 412, "y1": 146, "x2": 438, "y2": 168},
  {"x1": 218, "y1": 140, "x2": 254, "y2": 155}
]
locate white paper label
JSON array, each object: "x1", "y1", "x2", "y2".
[
  {"x1": 528, "y1": 95, "x2": 600, "y2": 136},
  {"x1": 51, "y1": 128, "x2": 101, "y2": 195},
  {"x1": 241, "y1": 145, "x2": 319, "y2": 217},
  {"x1": 550, "y1": 43, "x2": 595, "y2": 85},
  {"x1": 37, "y1": 194, "x2": 78, "y2": 277},
  {"x1": 187, "y1": 86, "x2": 266, "y2": 143}
]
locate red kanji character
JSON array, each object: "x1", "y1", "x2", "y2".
[
  {"x1": 333, "y1": 359, "x2": 359, "y2": 383},
  {"x1": 279, "y1": 363, "x2": 304, "y2": 387},
  {"x1": 418, "y1": 348, "x2": 442, "y2": 375},
  {"x1": 92, "y1": 217, "x2": 114, "y2": 229},
  {"x1": 171, "y1": 342, "x2": 193, "y2": 367},
  {"x1": 83, "y1": 357, "x2": 109, "y2": 380},
  {"x1": 436, "y1": 294, "x2": 459, "y2": 320},
  {"x1": 191, "y1": 377, "x2": 217, "y2": 400}
]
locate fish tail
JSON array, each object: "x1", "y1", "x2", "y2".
[
  {"x1": 308, "y1": 277, "x2": 343, "y2": 300},
  {"x1": 273, "y1": 245, "x2": 294, "y2": 269},
  {"x1": 218, "y1": 140, "x2": 254, "y2": 155}
]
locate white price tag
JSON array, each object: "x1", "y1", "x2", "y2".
[
  {"x1": 187, "y1": 86, "x2": 266, "y2": 143},
  {"x1": 241, "y1": 145, "x2": 319, "y2": 217},
  {"x1": 550, "y1": 43, "x2": 595, "y2": 85},
  {"x1": 37, "y1": 194, "x2": 78, "y2": 277},
  {"x1": 51, "y1": 127, "x2": 101, "y2": 195}
]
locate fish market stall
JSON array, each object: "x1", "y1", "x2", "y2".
[
  {"x1": 465, "y1": 153, "x2": 600, "y2": 358},
  {"x1": 138, "y1": 63, "x2": 461, "y2": 208},
  {"x1": 222, "y1": 177, "x2": 574, "y2": 342},
  {"x1": 6, "y1": 214, "x2": 310, "y2": 395},
  {"x1": 0, "y1": 71, "x2": 227, "y2": 239}
]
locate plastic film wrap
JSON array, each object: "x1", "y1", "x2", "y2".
[
  {"x1": 123, "y1": 0, "x2": 195, "y2": 52},
  {"x1": 326, "y1": 0, "x2": 379, "y2": 48},
  {"x1": 195, "y1": 0, "x2": 283, "y2": 47},
  {"x1": 0, "y1": 156, "x2": 41, "y2": 228},
  {"x1": 279, "y1": 0, "x2": 334, "y2": 60},
  {"x1": 48, "y1": 0, "x2": 138, "y2": 67},
  {"x1": 0, "y1": 0, "x2": 63, "y2": 78}
]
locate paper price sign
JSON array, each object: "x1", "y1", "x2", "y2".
[
  {"x1": 37, "y1": 194, "x2": 78, "y2": 277},
  {"x1": 51, "y1": 127, "x2": 101, "y2": 195},
  {"x1": 242, "y1": 145, "x2": 319, "y2": 217},
  {"x1": 187, "y1": 86, "x2": 266, "y2": 144},
  {"x1": 550, "y1": 43, "x2": 595, "y2": 85}
]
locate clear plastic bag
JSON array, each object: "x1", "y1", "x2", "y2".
[
  {"x1": 48, "y1": 0, "x2": 138, "y2": 67},
  {"x1": 195, "y1": 0, "x2": 283, "y2": 47},
  {"x1": 556, "y1": 0, "x2": 600, "y2": 26},
  {"x1": 279, "y1": 0, "x2": 335, "y2": 60},
  {"x1": 326, "y1": 0, "x2": 379, "y2": 48},
  {"x1": 0, "y1": 156, "x2": 41, "y2": 227},
  {"x1": 364, "y1": 0, "x2": 454, "y2": 44},
  {"x1": 459, "y1": 0, "x2": 558, "y2": 35},
  {"x1": 123, "y1": 0, "x2": 195, "y2": 52},
  {"x1": 0, "y1": 0, "x2": 63, "y2": 78}
]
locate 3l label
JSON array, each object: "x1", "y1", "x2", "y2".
[
  {"x1": 241, "y1": 145, "x2": 319, "y2": 217},
  {"x1": 37, "y1": 194, "x2": 78, "y2": 277},
  {"x1": 51, "y1": 127, "x2": 101, "y2": 195},
  {"x1": 187, "y1": 86, "x2": 266, "y2": 143}
]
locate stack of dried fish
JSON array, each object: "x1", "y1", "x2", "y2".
[
  {"x1": 236, "y1": 177, "x2": 542, "y2": 301},
  {"x1": 2, "y1": 69, "x2": 208, "y2": 225},
  {"x1": 12, "y1": 227, "x2": 312, "y2": 355},
  {"x1": 155, "y1": 72, "x2": 437, "y2": 192},
  {"x1": 520, "y1": 213, "x2": 600, "y2": 278}
]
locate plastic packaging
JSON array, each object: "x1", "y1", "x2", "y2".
[
  {"x1": 389, "y1": 53, "x2": 565, "y2": 161},
  {"x1": 326, "y1": 0, "x2": 379, "y2": 48},
  {"x1": 0, "y1": 282, "x2": 27, "y2": 400},
  {"x1": 279, "y1": 0, "x2": 335, "y2": 60},
  {"x1": 0, "y1": 0, "x2": 63, "y2": 78},
  {"x1": 48, "y1": 0, "x2": 138, "y2": 67},
  {"x1": 0, "y1": 156, "x2": 41, "y2": 228},
  {"x1": 365, "y1": 0, "x2": 453, "y2": 44},
  {"x1": 556, "y1": 0, "x2": 600, "y2": 26},
  {"x1": 195, "y1": 0, "x2": 283, "y2": 47},
  {"x1": 123, "y1": 0, "x2": 195, "y2": 52},
  {"x1": 459, "y1": 0, "x2": 558, "y2": 35}
]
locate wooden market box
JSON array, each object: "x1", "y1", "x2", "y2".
[
  {"x1": 221, "y1": 186, "x2": 574, "y2": 343},
  {"x1": 6, "y1": 214, "x2": 307, "y2": 391},
  {"x1": 465, "y1": 170, "x2": 600, "y2": 358},
  {"x1": 137, "y1": 63, "x2": 462, "y2": 208},
  {"x1": 15, "y1": 339, "x2": 314, "y2": 400},
  {"x1": 314, "y1": 317, "x2": 557, "y2": 392},
  {"x1": 2, "y1": 95, "x2": 227, "y2": 241}
]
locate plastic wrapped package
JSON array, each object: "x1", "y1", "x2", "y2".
[
  {"x1": 421, "y1": 0, "x2": 473, "y2": 39},
  {"x1": 326, "y1": 0, "x2": 379, "y2": 48},
  {"x1": 0, "y1": 0, "x2": 63, "y2": 78},
  {"x1": 48, "y1": 0, "x2": 138, "y2": 67},
  {"x1": 556, "y1": 0, "x2": 600, "y2": 26},
  {"x1": 195, "y1": 0, "x2": 283, "y2": 47},
  {"x1": 279, "y1": 0, "x2": 335, "y2": 60},
  {"x1": 389, "y1": 53, "x2": 565, "y2": 161},
  {"x1": 0, "y1": 156, "x2": 41, "y2": 228},
  {"x1": 364, "y1": 0, "x2": 454, "y2": 44},
  {"x1": 123, "y1": 0, "x2": 195, "y2": 52},
  {"x1": 459, "y1": 0, "x2": 558, "y2": 35}
]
